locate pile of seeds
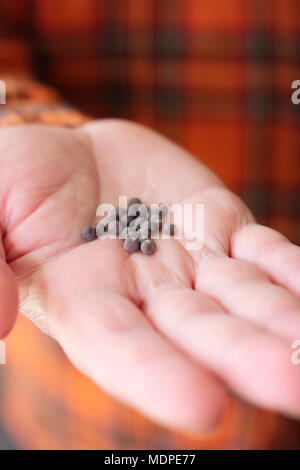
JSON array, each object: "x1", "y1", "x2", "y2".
[{"x1": 80, "y1": 197, "x2": 176, "y2": 255}]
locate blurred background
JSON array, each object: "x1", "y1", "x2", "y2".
[{"x1": 0, "y1": 0, "x2": 299, "y2": 449}]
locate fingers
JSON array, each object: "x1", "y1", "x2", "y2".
[
  {"x1": 143, "y1": 284, "x2": 300, "y2": 418},
  {"x1": 231, "y1": 223, "x2": 300, "y2": 298},
  {"x1": 195, "y1": 255, "x2": 300, "y2": 341},
  {"x1": 57, "y1": 289, "x2": 225, "y2": 432},
  {"x1": 37, "y1": 241, "x2": 225, "y2": 432}
]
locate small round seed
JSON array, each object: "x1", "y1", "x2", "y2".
[
  {"x1": 96, "y1": 222, "x2": 105, "y2": 238},
  {"x1": 150, "y1": 204, "x2": 168, "y2": 220},
  {"x1": 105, "y1": 213, "x2": 117, "y2": 227},
  {"x1": 158, "y1": 203, "x2": 169, "y2": 216},
  {"x1": 140, "y1": 221, "x2": 151, "y2": 239},
  {"x1": 107, "y1": 220, "x2": 123, "y2": 236},
  {"x1": 120, "y1": 227, "x2": 129, "y2": 239},
  {"x1": 130, "y1": 228, "x2": 141, "y2": 239},
  {"x1": 103, "y1": 212, "x2": 119, "y2": 231},
  {"x1": 128, "y1": 214, "x2": 137, "y2": 225},
  {"x1": 120, "y1": 213, "x2": 136, "y2": 227},
  {"x1": 121, "y1": 227, "x2": 140, "y2": 239},
  {"x1": 141, "y1": 220, "x2": 159, "y2": 238},
  {"x1": 120, "y1": 214, "x2": 128, "y2": 226},
  {"x1": 150, "y1": 220, "x2": 159, "y2": 235},
  {"x1": 80, "y1": 225, "x2": 96, "y2": 242},
  {"x1": 128, "y1": 215, "x2": 146, "y2": 231},
  {"x1": 150, "y1": 207, "x2": 161, "y2": 218},
  {"x1": 128, "y1": 203, "x2": 148, "y2": 219},
  {"x1": 150, "y1": 216, "x2": 163, "y2": 231},
  {"x1": 124, "y1": 238, "x2": 140, "y2": 253},
  {"x1": 128, "y1": 197, "x2": 142, "y2": 208},
  {"x1": 115, "y1": 207, "x2": 127, "y2": 219},
  {"x1": 139, "y1": 232, "x2": 148, "y2": 242},
  {"x1": 140, "y1": 239, "x2": 157, "y2": 255},
  {"x1": 163, "y1": 223, "x2": 176, "y2": 236}
]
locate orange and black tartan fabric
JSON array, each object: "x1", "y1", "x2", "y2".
[{"x1": 0, "y1": 0, "x2": 300, "y2": 450}]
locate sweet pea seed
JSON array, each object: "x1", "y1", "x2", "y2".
[
  {"x1": 80, "y1": 225, "x2": 96, "y2": 242},
  {"x1": 115, "y1": 207, "x2": 127, "y2": 220},
  {"x1": 120, "y1": 227, "x2": 140, "y2": 239},
  {"x1": 128, "y1": 203, "x2": 148, "y2": 219},
  {"x1": 124, "y1": 238, "x2": 140, "y2": 253},
  {"x1": 96, "y1": 222, "x2": 105, "y2": 238},
  {"x1": 128, "y1": 197, "x2": 142, "y2": 207},
  {"x1": 150, "y1": 215, "x2": 162, "y2": 231},
  {"x1": 81, "y1": 198, "x2": 176, "y2": 256},
  {"x1": 140, "y1": 239, "x2": 156, "y2": 255},
  {"x1": 150, "y1": 207, "x2": 161, "y2": 218},
  {"x1": 108, "y1": 220, "x2": 123, "y2": 236},
  {"x1": 120, "y1": 213, "x2": 136, "y2": 226},
  {"x1": 158, "y1": 203, "x2": 168, "y2": 216},
  {"x1": 141, "y1": 220, "x2": 159, "y2": 238},
  {"x1": 129, "y1": 216, "x2": 147, "y2": 231}
]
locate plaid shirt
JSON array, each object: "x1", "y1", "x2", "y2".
[{"x1": 0, "y1": 0, "x2": 300, "y2": 450}]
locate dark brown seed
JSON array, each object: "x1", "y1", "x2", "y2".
[
  {"x1": 139, "y1": 222, "x2": 152, "y2": 241},
  {"x1": 150, "y1": 207, "x2": 161, "y2": 218},
  {"x1": 115, "y1": 207, "x2": 127, "y2": 219},
  {"x1": 150, "y1": 216, "x2": 163, "y2": 230},
  {"x1": 140, "y1": 221, "x2": 151, "y2": 239},
  {"x1": 121, "y1": 227, "x2": 140, "y2": 239},
  {"x1": 139, "y1": 231, "x2": 148, "y2": 242},
  {"x1": 124, "y1": 238, "x2": 140, "y2": 253},
  {"x1": 120, "y1": 214, "x2": 128, "y2": 226},
  {"x1": 158, "y1": 203, "x2": 169, "y2": 216},
  {"x1": 128, "y1": 215, "x2": 137, "y2": 225},
  {"x1": 128, "y1": 197, "x2": 142, "y2": 208},
  {"x1": 150, "y1": 220, "x2": 160, "y2": 235},
  {"x1": 120, "y1": 227, "x2": 129, "y2": 239},
  {"x1": 120, "y1": 213, "x2": 136, "y2": 227},
  {"x1": 130, "y1": 228, "x2": 141, "y2": 239},
  {"x1": 107, "y1": 220, "x2": 123, "y2": 236},
  {"x1": 163, "y1": 223, "x2": 176, "y2": 236},
  {"x1": 140, "y1": 239, "x2": 156, "y2": 255},
  {"x1": 80, "y1": 225, "x2": 96, "y2": 242},
  {"x1": 105, "y1": 213, "x2": 117, "y2": 226},
  {"x1": 128, "y1": 216, "x2": 146, "y2": 231},
  {"x1": 141, "y1": 220, "x2": 159, "y2": 238},
  {"x1": 96, "y1": 222, "x2": 105, "y2": 238},
  {"x1": 150, "y1": 204, "x2": 168, "y2": 220},
  {"x1": 128, "y1": 203, "x2": 148, "y2": 219}
]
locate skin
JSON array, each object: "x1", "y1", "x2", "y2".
[{"x1": 0, "y1": 119, "x2": 300, "y2": 432}]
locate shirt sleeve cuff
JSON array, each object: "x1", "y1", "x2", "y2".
[{"x1": 0, "y1": 75, "x2": 90, "y2": 127}]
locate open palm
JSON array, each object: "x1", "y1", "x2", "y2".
[{"x1": 1, "y1": 119, "x2": 299, "y2": 431}]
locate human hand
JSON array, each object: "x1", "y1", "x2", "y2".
[{"x1": 1, "y1": 120, "x2": 299, "y2": 431}]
